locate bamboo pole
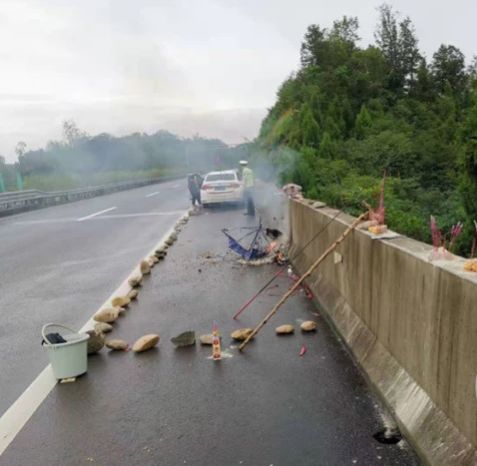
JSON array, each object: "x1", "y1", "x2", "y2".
[
  {"x1": 233, "y1": 269, "x2": 283, "y2": 319},
  {"x1": 239, "y1": 211, "x2": 368, "y2": 351}
]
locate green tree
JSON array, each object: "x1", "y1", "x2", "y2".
[
  {"x1": 300, "y1": 105, "x2": 321, "y2": 147},
  {"x1": 256, "y1": 9, "x2": 475, "y2": 254},
  {"x1": 329, "y1": 16, "x2": 360, "y2": 44},
  {"x1": 15, "y1": 141, "x2": 27, "y2": 159},
  {"x1": 300, "y1": 25, "x2": 327, "y2": 68},
  {"x1": 375, "y1": 4, "x2": 401, "y2": 90},
  {"x1": 431, "y1": 45, "x2": 467, "y2": 95},
  {"x1": 62, "y1": 120, "x2": 88, "y2": 146},
  {"x1": 318, "y1": 131, "x2": 336, "y2": 158},
  {"x1": 460, "y1": 86, "x2": 477, "y2": 222},
  {"x1": 399, "y1": 17, "x2": 421, "y2": 88},
  {"x1": 411, "y1": 58, "x2": 435, "y2": 101},
  {"x1": 375, "y1": 4, "x2": 420, "y2": 93},
  {"x1": 354, "y1": 105, "x2": 372, "y2": 139}
]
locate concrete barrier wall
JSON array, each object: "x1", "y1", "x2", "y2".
[{"x1": 289, "y1": 200, "x2": 477, "y2": 466}]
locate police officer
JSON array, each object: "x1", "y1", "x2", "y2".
[{"x1": 240, "y1": 160, "x2": 255, "y2": 216}]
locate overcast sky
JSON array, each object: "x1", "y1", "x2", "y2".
[{"x1": 0, "y1": 0, "x2": 476, "y2": 161}]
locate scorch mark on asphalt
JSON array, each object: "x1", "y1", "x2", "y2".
[{"x1": 77, "y1": 206, "x2": 117, "y2": 221}]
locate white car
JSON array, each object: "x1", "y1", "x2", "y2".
[{"x1": 200, "y1": 170, "x2": 244, "y2": 206}]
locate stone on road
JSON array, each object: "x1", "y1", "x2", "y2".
[
  {"x1": 132, "y1": 334, "x2": 160, "y2": 352},
  {"x1": 0, "y1": 179, "x2": 188, "y2": 417},
  {"x1": 230, "y1": 328, "x2": 254, "y2": 341},
  {"x1": 170, "y1": 331, "x2": 196, "y2": 347},
  {"x1": 105, "y1": 339, "x2": 129, "y2": 351},
  {"x1": 275, "y1": 324, "x2": 295, "y2": 335},
  {"x1": 300, "y1": 320, "x2": 317, "y2": 332},
  {"x1": 0, "y1": 203, "x2": 420, "y2": 466}
]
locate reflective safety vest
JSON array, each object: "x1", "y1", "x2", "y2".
[{"x1": 242, "y1": 167, "x2": 255, "y2": 188}]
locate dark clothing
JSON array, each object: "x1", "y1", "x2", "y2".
[
  {"x1": 191, "y1": 191, "x2": 201, "y2": 206},
  {"x1": 188, "y1": 175, "x2": 202, "y2": 206}
]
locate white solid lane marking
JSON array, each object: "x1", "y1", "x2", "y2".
[
  {"x1": 171, "y1": 184, "x2": 180, "y2": 188},
  {"x1": 0, "y1": 367, "x2": 56, "y2": 454},
  {"x1": 0, "y1": 209, "x2": 190, "y2": 457},
  {"x1": 145, "y1": 191, "x2": 159, "y2": 198},
  {"x1": 77, "y1": 206, "x2": 117, "y2": 222}
]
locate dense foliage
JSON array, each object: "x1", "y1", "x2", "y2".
[{"x1": 256, "y1": 5, "x2": 477, "y2": 255}]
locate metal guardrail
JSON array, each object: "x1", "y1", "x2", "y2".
[
  {"x1": 0, "y1": 176, "x2": 183, "y2": 217},
  {"x1": 0, "y1": 190, "x2": 46, "y2": 200}
]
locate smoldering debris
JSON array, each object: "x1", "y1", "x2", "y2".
[
  {"x1": 265, "y1": 228, "x2": 282, "y2": 239},
  {"x1": 282, "y1": 183, "x2": 303, "y2": 200},
  {"x1": 223, "y1": 222, "x2": 289, "y2": 267}
]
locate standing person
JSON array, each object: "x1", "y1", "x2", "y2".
[
  {"x1": 240, "y1": 160, "x2": 255, "y2": 216},
  {"x1": 187, "y1": 174, "x2": 201, "y2": 208},
  {"x1": 194, "y1": 173, "x2": 203, "y2": 206}
]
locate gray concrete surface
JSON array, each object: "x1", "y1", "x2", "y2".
[
  {"x1": 0, "y1": 179, "x2": 189, "y2": 417},
  {"x1": 1, "y1": 205, "x2": 420, "y2": 465},
  {"x1": 289, "y1": 200, "x2": 477, "y2": 466}
]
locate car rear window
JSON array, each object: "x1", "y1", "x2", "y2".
[{"x1": 205, "y1": 173, "x2": 236, "y2": 181}]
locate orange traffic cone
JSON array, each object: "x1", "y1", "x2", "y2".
[{"x1": 212, "y1": 321, "x2": 221, "y2": 361}]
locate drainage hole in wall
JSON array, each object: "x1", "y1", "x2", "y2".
[{"x1": 373, "y1": 428, "x2": 402, "y2": 444}]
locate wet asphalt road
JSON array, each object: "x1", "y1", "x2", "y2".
[
  {"x1": 1, "y1": 204, "x2": 421, "y2": 465},
  {"x1": 0, "y1": 179, "x2": 189, "y2": 417}
]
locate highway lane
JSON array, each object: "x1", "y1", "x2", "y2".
[
  {"x1": 0, "y1": 179, "x2": 189, "y2": 416},
  {"x1": 1, "y1": 204, "x2": 421, "y2": 465}
]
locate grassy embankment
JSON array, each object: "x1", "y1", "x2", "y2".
[{"x1": 14, "y1": 168, "x2": 184, "y2": 192}]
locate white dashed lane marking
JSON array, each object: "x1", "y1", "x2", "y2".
[
  {"x1": 77, "y1": 207, "x2": 117, "y2": 222},
  {"x1": 145, "y1": 191, "x2": 159, "y2": 198}
]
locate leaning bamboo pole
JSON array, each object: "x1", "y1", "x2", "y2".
[{"x1": 239, "y1": 211, "x2": 368, "y2": 352}]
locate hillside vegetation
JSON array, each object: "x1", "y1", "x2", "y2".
[
  {"x1": 0, "y1": 122, "x2": 245, "y2": 191},
  {"x1": 256, "y1": 5, "x2": 477, "y2": 255}
]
